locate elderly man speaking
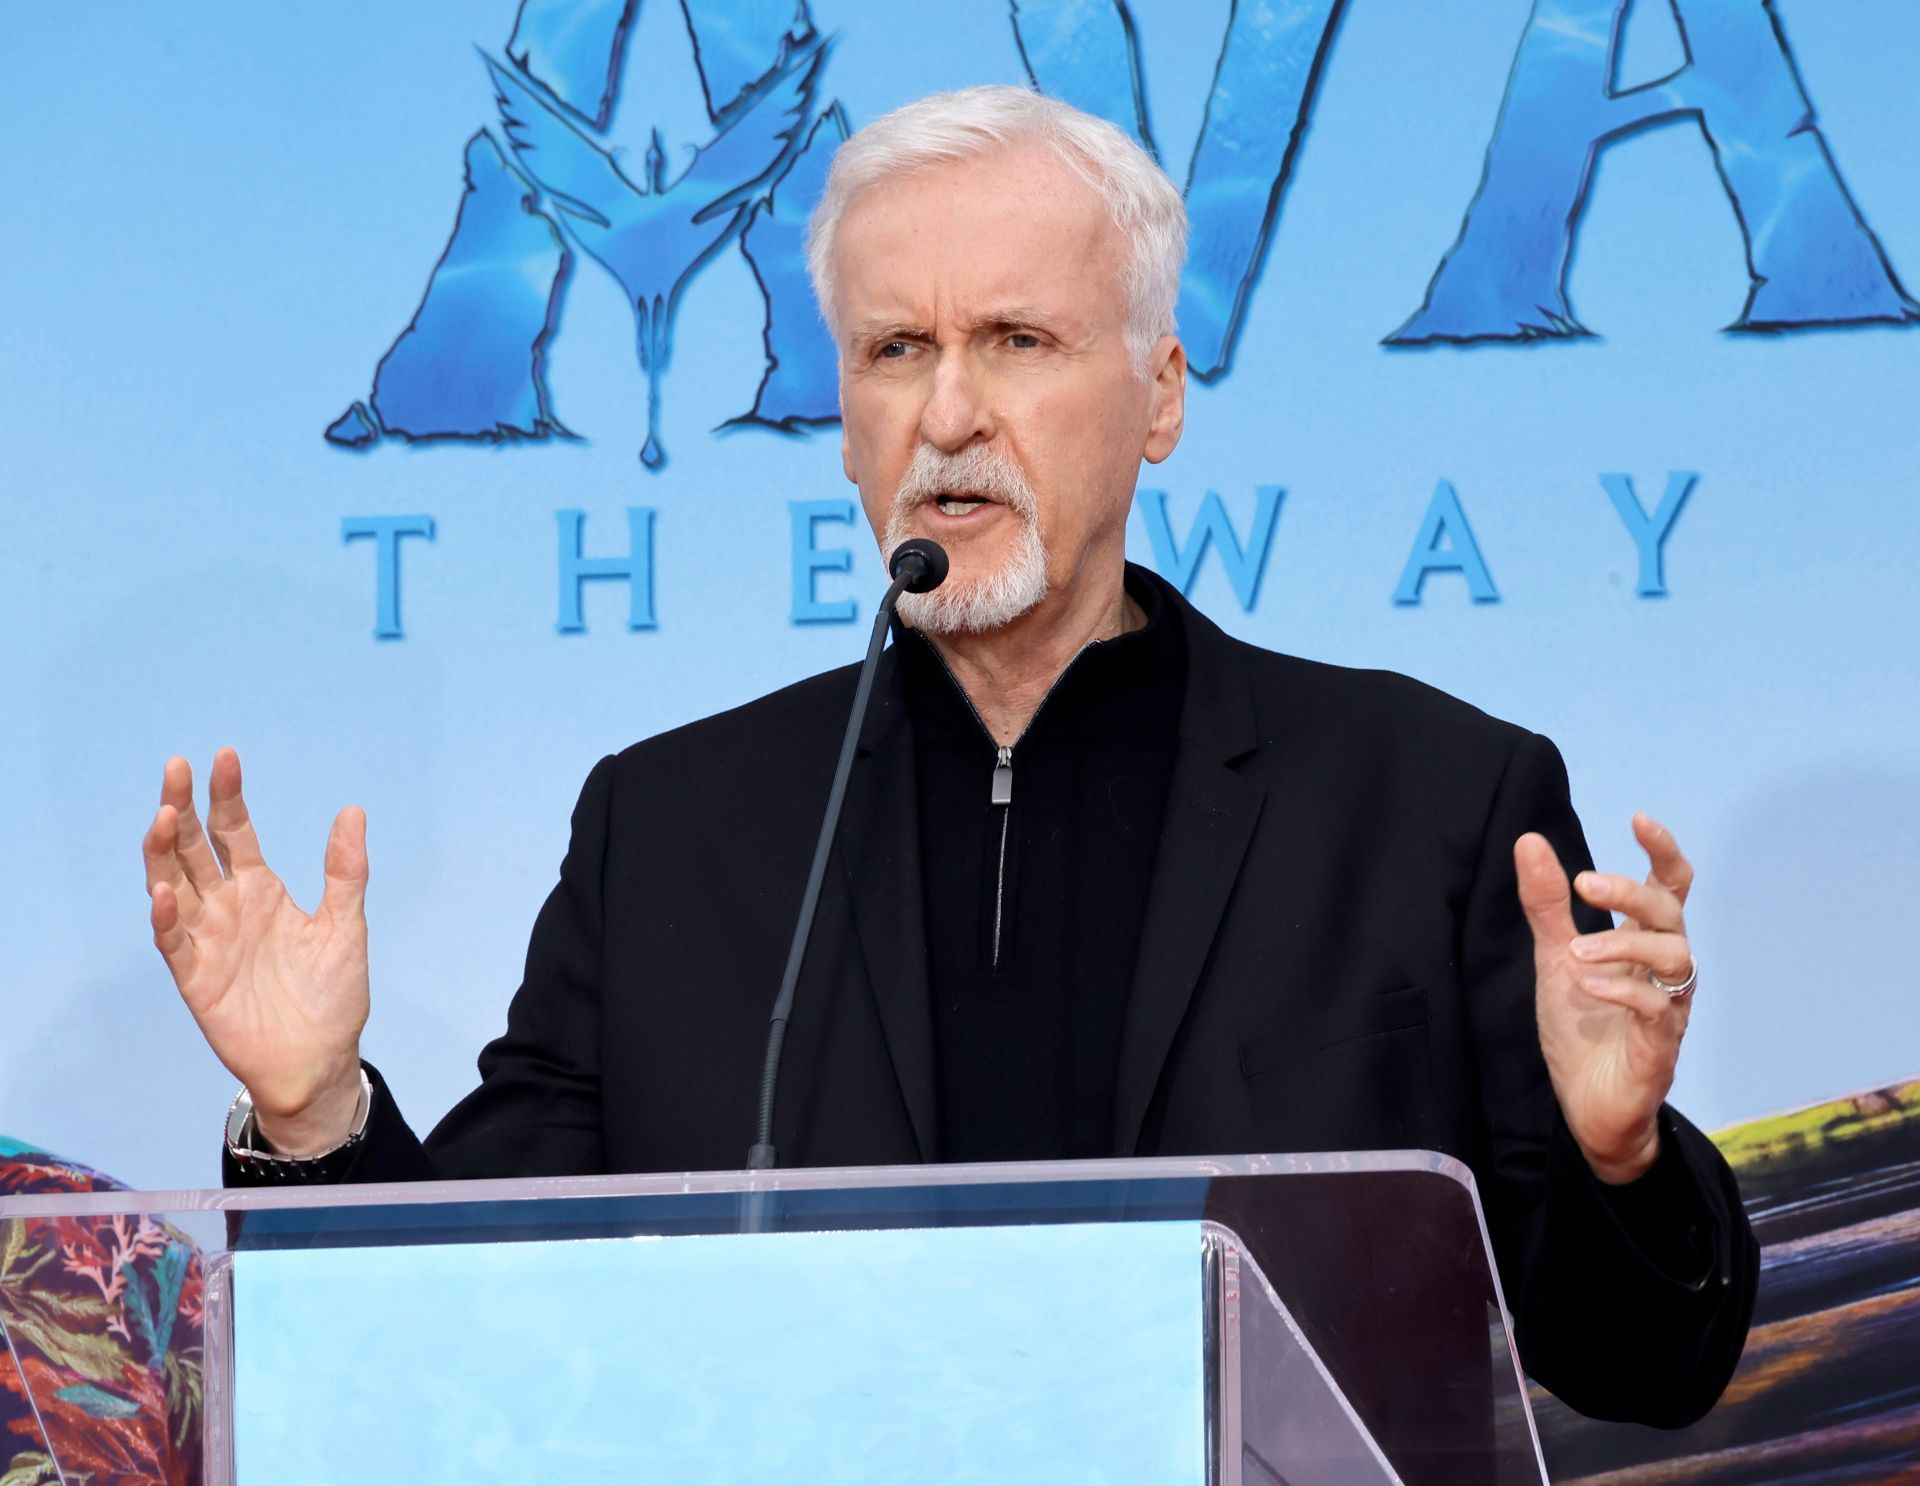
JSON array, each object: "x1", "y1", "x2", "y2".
[{"x1": 142, "y1": 87, "x2": 1755, "y2": 1425}]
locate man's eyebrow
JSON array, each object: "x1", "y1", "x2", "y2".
[
  {"x1": 845, "y1": 308, "x2": 1070, "y2": 344},
  {"x1": 848, "y1": 318, "x2": 929, "y2": 344},
  {"x1": 971, "y1": 305, "x2": 1060, "y2": 331}
]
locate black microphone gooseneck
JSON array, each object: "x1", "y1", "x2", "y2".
[{"x1": 747, "y1": 538, "x2": 949, "y2": 1171}]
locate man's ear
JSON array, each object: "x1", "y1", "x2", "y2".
[
  {"x1": 1142, "y1": 335, "x2": 1187, "y2": 465},
  {"x1": 841, "y1": 420, "x2": 857, "y2": 484}
]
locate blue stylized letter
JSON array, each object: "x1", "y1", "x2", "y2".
[
  {"x1": 1602, "y1": 471, "x2": 1696, "y2": 596},
  {"x1": 682, "y1": 0, "x2": 817, "y2": 118},
  {"x1": 1138, "y1": 487, "x2": 1284, "y2": 611},
  {"x1": 557, "y1": 508, "x2": 657, "y2": 633},
  {"x1": 329, "y1": 134, "x2": 574, "y2": 449},
  {"x1": 1391, "y1": 0, "x2": 1917, "y2": 344},
  {"x1": 488, "y1": 39, "x2": 823, "y2": 469},
  {"x1": 507, "y1": 0, "x2": 634, "y2": 127},
  {"x1": 342, "y1": 515, "x2": 436, "y2": 640},
  {"x1": 337, "y1": 0, "x2": 826, "y2": 465},
  {"x1": 790, "y1": 498, "x2": 859, "y2": 624},
  {"x1": 736, "y1": 107, "x2": 850, "y2": 429},
  {"x1": 1012, "y1": 0, "x2": 1346, "y2": 379},
  {"x1": 1393, "y1": 483, "x2": 1498, "y2": 604}
]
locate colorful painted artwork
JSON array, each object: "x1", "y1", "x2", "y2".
[
  {"x1": 1537, "y1": 1080, "x2": 1920, "y2": 1484},
  {"x1": 0, "y1": 1143, "x2": 204, "y2": 1486}
]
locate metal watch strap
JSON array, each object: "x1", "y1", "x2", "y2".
[{"x1": 224, "y1": 1068, "x2": 373, "y2": 1182}]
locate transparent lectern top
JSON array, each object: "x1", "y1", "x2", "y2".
[{"x1": 0, "y1": 1151, "x2": 1546, "y2": 1486}]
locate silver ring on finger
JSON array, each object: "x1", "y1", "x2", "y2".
[{"x1": 1647, "y1": 956, "x2": 1698, "y2": 1000}]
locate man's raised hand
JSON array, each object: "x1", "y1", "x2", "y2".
[
  {"x1": 142, "y1": 748, "x2": 370, "y2": 1156},
  {"x1": 1516, "y1": 814, "x2": 1697, "y2": 1184}
]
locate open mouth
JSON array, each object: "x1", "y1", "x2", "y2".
[{"x1": 933, "y1": 492, "x2": 997, "y2": 517}]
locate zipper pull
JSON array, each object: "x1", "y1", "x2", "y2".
[{"x1": 991, "y1": 745, "x2": 1013, "y2": 806}]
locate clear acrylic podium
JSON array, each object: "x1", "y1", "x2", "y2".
[{"x1": 0, "y1": 1152, "x2": 1549, "y2": 1486}]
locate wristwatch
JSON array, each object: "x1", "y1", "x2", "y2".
[{"x1": 224, "y1": 1068, "x2": 373, "y2": 1182}]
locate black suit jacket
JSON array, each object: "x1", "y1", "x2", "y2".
[{"x1": 240, "y1": 568, "x2": 1756, "y2": 1436}]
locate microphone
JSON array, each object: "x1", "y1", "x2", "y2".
[
  {"x1": 747, "y1": 538, "x2": 949, "y2": 1171},
  {"x1": 889, "y1": 536, "x2": 948, "y2": 593}
]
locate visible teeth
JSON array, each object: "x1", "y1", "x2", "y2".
[{"x1": 938, "y1": 498, "x2": 978, "y2": 516}]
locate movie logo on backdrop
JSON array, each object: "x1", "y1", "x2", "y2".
[{"x1": 326, "y1": 0, "x2": 1913, "y2": 638}]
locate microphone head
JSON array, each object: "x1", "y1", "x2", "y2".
[{"x1": 889, "y1": 538, "x2": 949, "y2": 594}]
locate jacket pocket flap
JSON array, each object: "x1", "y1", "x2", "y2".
[{"x1": 1239, "y1": 987, "x2": 1430, "y2": 1078}]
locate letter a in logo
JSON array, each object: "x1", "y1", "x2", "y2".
[{"x1": 1390, "y1": 0, "x2": 1916, "y2": 344}]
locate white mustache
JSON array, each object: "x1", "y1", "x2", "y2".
[
  {"x1": 882, "y1": 443, "x2": 1052, "y2": 635},
  {"x1": 893, "y1": 444, "x2": 1039, "y2": 518}
]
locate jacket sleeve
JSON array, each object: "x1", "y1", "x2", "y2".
[
  {"x1": 1457, "y1": 729, "x2": 1759, "y2": 1426},
  {"x1": 225, "y1": 754, "x2": 617, "y2": 1188}
]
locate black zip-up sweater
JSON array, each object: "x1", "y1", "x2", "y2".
[{"x1": 901, "y1": 572, "x2": 1187, "y2": 1162}]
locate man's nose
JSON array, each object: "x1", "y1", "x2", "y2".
[{"x1": 918, "y1": 348, "x2": 994, "y2": 453}]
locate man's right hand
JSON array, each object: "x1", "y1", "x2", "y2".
[{"x1": 142, "y1": 748, "x2": 370, "y2": 1157}]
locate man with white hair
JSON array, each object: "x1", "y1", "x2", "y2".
[{"x1": 144, "y1": 87, "x2": 1755, "y2": 1430}]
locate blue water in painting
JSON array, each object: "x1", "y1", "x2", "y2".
[{"x1": 232, "y1": 1219, "x2": 1206, "y2": 1482}]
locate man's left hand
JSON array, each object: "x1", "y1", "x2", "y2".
[{"x1": 1515, "y1": 814, "x2": 1697, "y2": 1184}]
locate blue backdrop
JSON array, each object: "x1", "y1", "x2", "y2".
[{"x1": 5, "y1": 0, "x2": 1916, "y2": 1188}]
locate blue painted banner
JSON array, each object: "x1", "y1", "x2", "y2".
[{"x1": 2, "y1": 0, "x2": 1915, "y2": 1208}]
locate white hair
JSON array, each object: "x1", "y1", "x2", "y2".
[{"x1": 806, "y1": 85, "x2": 1188, "y2": 370}]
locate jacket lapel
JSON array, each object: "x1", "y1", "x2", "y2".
[
  {"x1": 836, "y1": 648, "x2": 939, "y2": 1160},
  {"x1": 1112, "y1": 586, "x2": 1266, "y2": 1155}
]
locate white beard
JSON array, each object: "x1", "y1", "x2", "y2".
[{"x1": 881, "y1": 444, "x2": 1050, "y2": 635}]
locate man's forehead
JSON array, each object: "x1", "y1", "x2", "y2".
[{"x1": 832, "y1": 147, "x2": 1124, "y2": 323}]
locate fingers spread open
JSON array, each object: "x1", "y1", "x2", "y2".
[
  {"x1": 170, "y1": 803, "x2": 226, "y2": 901},
  {"x1": 142, "y1": 803, "x2": 187, "y2": 896},
  {"x1": 320, "y1": 806, "x2": 369, "y2": 921},
  {"x1": 1514, "y1": 832, "x2": 1577, "y2": 947},
  {"x1": 1634, "y1": 813, "x2": 1695, "y2": 906},
  {"x1": 151, "y1": 758, "x2": 222, "y2": 896},
  {"x1": 149, "y1": 880, "x2": 198, "y2": 986},
  {"x1": 205, "y1": 747, "x2": 266, "y2": 874},
  {"x1": 1575, "y1": 871, "x2": 1683, "y2": 932}
]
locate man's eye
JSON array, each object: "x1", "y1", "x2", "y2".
[
  {"x1": 1008, "y1": 332, "x2": 1042, "y2": 350},
  {"x1": 878, "y1": 341, "x2": 910, "y2": 359}
]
